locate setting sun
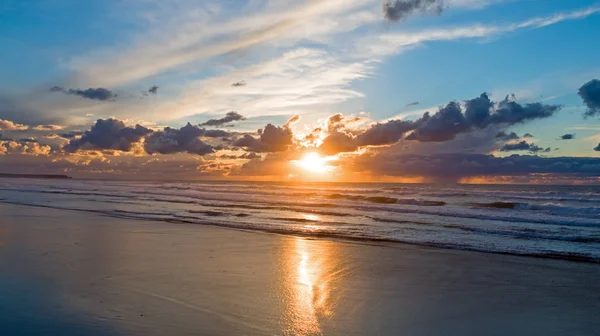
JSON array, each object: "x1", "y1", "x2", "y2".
[{"x1": 295, "y1": 152, "x2": 334, "y2": 174}]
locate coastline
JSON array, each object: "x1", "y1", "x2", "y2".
[{"x1": 1, "y1": 203, "x2": 599, "y2": 335}]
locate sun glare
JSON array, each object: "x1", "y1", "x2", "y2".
[{"x1": 296, "y1": 152, "x2": 332, "y2": 173}]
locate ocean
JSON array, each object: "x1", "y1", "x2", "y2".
[{"x1": 1, "y1": 178, "x2": 599, "y2": 262}]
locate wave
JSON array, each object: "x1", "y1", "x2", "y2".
[
  {"x1": 472, "y1": 202, "x2": 600, "y2": 218},
  {"x1": 327, "y1": 193, "x2": 446, "y2": 206},
  {"x1": 3, "y1": 199, "x2": 598, "y2": 264}
]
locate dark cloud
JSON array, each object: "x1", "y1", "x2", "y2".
[
  {"x1": 495, "y1": 131, "x2": 520, "y2": 141},
  {"x1": 382, "y1": 0, "x2": 443, "y2": 22},
  {"x1": 219, "y1": 152, "x2": 260, "y2": 160},
  {"x1": 50, "y1": 86, "x2": 117, "y2": 101},
  {"x1": 528, "y1": 144, "x2": 552, "y2": 154},
  {"x1": 148, "y1": 86, "x2": 159, "y2": 94},
  {"x1": 500, "y1": 141, "x2": 550, "y2": 153},
  {"x1": 233, "y1": 117, "x2": 297, "y2": 153},
  {"x1": 595, "y1": 144, "x2": 600, "y2": 152},
  {"x1": 523, "y1": 133, "x2": 534, "y2": 138},
  {"x1": 204, "y1": 129, "x2": 231, "y2": 138},
  {"x1": 200, "y1": 112, "x2": 246, "y2": 127},
  {"x1": 19, "y1": 138, "x2": 38, "y2": 143},
  {"x1": 317, "y1": 115, "x2": 421, "y2": 155},
  {"x1": 320, "y1": 132, "x2": 357, "y2": 155},
  {"x1": 578, "y1": 79, "x2": 600, "y2": 117},
  {"x1": 309, "y1": 94, "x2": 558, "y2": 155},
  {"x1": 231, "y1": 81, "x2": 247, "y2": 87},
  {"x1": 357, "y1": 118, "x2": 421, "y2": 146},
  {"x1": 559, "y1": 134, "x2": 575, "y2": 140},
  {"x1": 500, "y1": 141, "x2": 530, "y2": 152},
  {"x1": 490, "y1": 96, "x2": 560, "y2": 125},
  {"x1": 407, "y1": 94, "x2": 560, "y2": 142},
  {"x1": 407, "y1": 102, "x2": 470, "y2": 142},
  {"x1": 405, "y1": 101, "x2": 420, "y2": 107},
  {"x1": 59, "y1": 131, "x2": 84, "y2": 139},
  {"x1": 352, "y1": 152, "x2": 600, "y2": 180},
  {"x1": 464, "y1": 93, "x2": 494, "y2": 127},
  {"x1": 64, "y1": 119, "x2": 152, "y2": 152},
  {"x1": 144, "y1": 123, "x2": 215, "y2": 156}
]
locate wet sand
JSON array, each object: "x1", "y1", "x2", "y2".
[{"x1": 1, "y1": 203, "x2": 599, "y2": 335}]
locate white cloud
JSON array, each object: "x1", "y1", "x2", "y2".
[{"x1": 358, "y1": 5, "x2": 600, "y2": 58}]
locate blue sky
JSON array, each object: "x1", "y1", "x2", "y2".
[{"x1": 1, "y1": 0, "x2": 600, "y2": 181}]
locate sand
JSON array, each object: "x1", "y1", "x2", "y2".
[{"x1": 1, "y1": 203, "x2": 599, "y2": 335}]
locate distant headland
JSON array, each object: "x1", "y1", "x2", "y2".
[{"x1": 0, "y1": 173, "x2": 71, "y2": 179}]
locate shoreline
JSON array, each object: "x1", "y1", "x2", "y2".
[
  {"x1": 1, "y1": 200, "x2": 598, "y2": 264},
  {"x1": 1, "y1": 203, "x2": 600, "y2": 335}
]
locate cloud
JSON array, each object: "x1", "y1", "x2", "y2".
[
  {"x1": 200, "y1": 112, "x2": 246, "y2": 127},
  {"x1": 144, "y1": 123, "x2": 215, "y2": 156},
  {"x1": 407, "y1": 93, "x2": 560, "y2": 142},
  {"x1": 560, "y1": 134, "x2": 575, "y2": 140},
  {"x1": 499, "y1": 141, "x2": 530, "y2": 152},
  {"x1": 148, "y1": 86, "x2": 159, "y2": 94},
  {"x1": 233, "y1": 116, "x2": 297, "y2": 153},
  {"x1": 365, "y1": 6, "x2": 600, "y2": 57},
  {"x1": 0, "y1": 140, "x2": 51, "y2": 156},
  {"x1": 64, "y1": 119, "x2": 152, "y2": 152},
  {"x1": 499, "y1": 141, "x2": 550, "y2": 153},
  {"x1": 595, "y1": 144, "x2": 600, "y2": 152},
  {"x1": 0, "y1": 119, "x2": 29, "y2": 131},
  {"x1": 495, "y1": 131, "x2": 519, "y2": 141},
  {"x1": 305, "y1": 93, "x2": 559, "y2": 155},
  {"x1": 405, "y1": 101, "x2": 420, "y2": 107},
  {"x1": 356, "y1": 118, "x2": 421, "y2": 146},
  {"x1": 382, "y1": 0, "x2": 444, "y2": 22},
  {"x1": 231, "y1": 81, "x2": 247, "y2": 87},
  {"x1": 578, "y1": 79, "x2": 600, "y2": 117},
  {"x1": 407, "y1": 102, "x2": 470, "y2": 142},
  {"x1": 59, "y1": 131, "x2": 84, "y2": 139},
  {"x1": 33, "y1": 125, "x2": 65, "y2": 131},
  {"x1": 523, "y1": 133, "x2": 534, "y2": 138},
  {"x1": 352, "y1": 152, "x2": 600, "y2": 180},
  {"x1": 50, "y1": 86, "x2": 117, "y2": 101},
  {"x1": 68, "y1": 0, "x2": 376, "y2": 87}
]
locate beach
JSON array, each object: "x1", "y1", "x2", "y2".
[{"x1": 1, "y1": 203, "x2": 599, "y2": 335}]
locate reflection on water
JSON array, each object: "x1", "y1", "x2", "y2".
[
  {"x1": 282, "y1": 237, "x2": 343, "y2": 335},
  {"x1": 301, "y1": 214, "x2": 320, "y2": 222}
]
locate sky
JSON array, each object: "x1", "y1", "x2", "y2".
[{"x1": 1, "y1": 0, "x2": 600, "y2": 183}]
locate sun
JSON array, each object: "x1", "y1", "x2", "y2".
[{"x1": 295, "y1": 152, "x2": 333, "y2": 173}]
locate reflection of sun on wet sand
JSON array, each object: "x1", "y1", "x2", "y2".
[{"x1": 283, "y1": 237, "x2": 344, "y2": 336}]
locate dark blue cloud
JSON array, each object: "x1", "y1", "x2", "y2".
[
  {"x1": 407, "y1": 93, "x2": 560, "y2": 142},
  {"x1": 50, "y1": 86, "x2": 117, "y2": 101},
  {"x1": 500, "y1": 141, "x2": 551, "y2": 153},
  {"x1": 234, "y1": 123, "x2": 294, "y2": 153},
  {"x1": 144, "y1": 123, "x2": 215, "y2": 156},
  {"x1": 355, "y1": 152, "x2": 600, "y2": 179},
  {"x1": 200, "y1": 112, "x2": 246, "y2": 127},
  {"x1": 495, "y1": 131, "x2": 520, "y2": 141},
  {"x1": 64, "y1": 119, "x2": 152, "y2": 152},
  {"x1": 559, "y1": 134, "x2": 575, "y2": 140},
  {"x1": 382, "y1": 0, "x2": 443, "y2": 22},
  {"x1": 578, "y1": 79, "x2": 600, "y2": 117}
]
